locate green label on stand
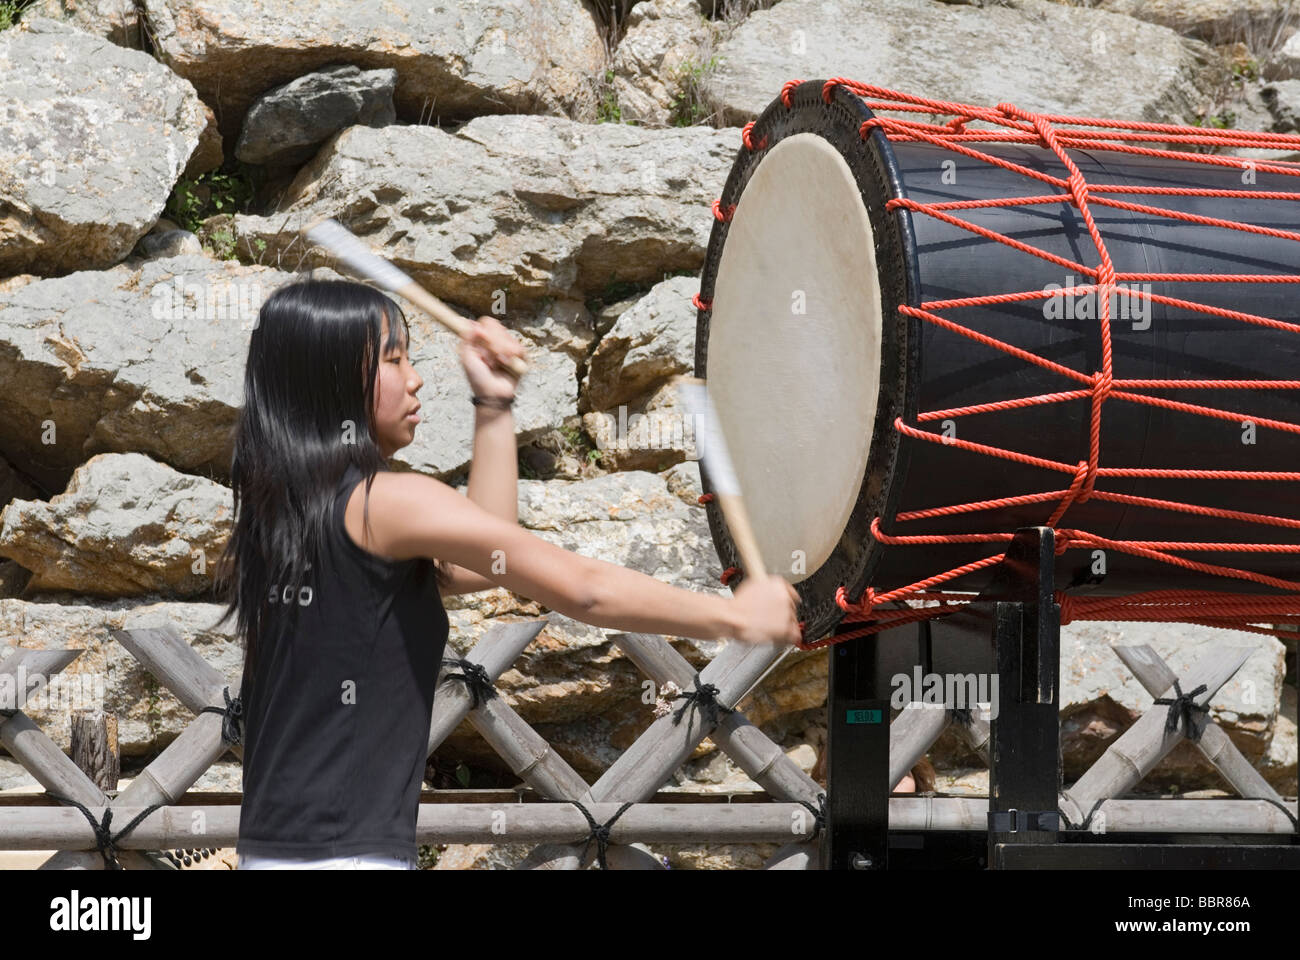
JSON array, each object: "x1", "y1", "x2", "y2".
[{"x1": 846, "y1": 708, "x2": 882, "y2": 724}]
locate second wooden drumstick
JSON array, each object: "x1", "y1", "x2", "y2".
[
  {"x1": 302, "y1": 218, "x2": 530, "y2": 379},
  {"x1": 674, "y1": 375, "x2": 768, "y2": 581}
]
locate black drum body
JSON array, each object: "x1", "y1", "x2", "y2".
[{"x1": 695, "y1": 80, "x2": 1300, "y2": 643}]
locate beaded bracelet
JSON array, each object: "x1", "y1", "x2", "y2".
[{"x1": 471, "y1": 395, "x2": 515, "y2": 409}]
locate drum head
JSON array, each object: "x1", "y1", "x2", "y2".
[
  {"x1": 708, "y1": 132, "x2": 881, "y2": 579},
  {"x1": 696, "y1": 84, "x2": 916, "y2": 644}
]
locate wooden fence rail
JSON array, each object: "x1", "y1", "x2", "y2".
[{"x1": 0, "y1": 617, "x2": 1292, "y2": 869}]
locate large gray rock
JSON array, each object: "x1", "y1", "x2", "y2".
[
  {"x1": 581, "y1": 274, "x2": 699, "y2": 412},
  {"x1": 0, "y1": 255, "x2": 582, "y2": 490},
  {"x1": 232, "y1": 117, "x2": 738, "y2": 315},
  {"x1": 0, "y1": 18, "x2": 208, "y2": 276},
  {"x1": 694, "y1": 0, "x2": 778, "y2": 14},
  {"x1": 235, "y1": 64, "x2": 398, "y2": 167},
  {"x1": 0, "y1": 256, "x2": 287, "y2": 491},
  {"x1": 139, "y1": 0, "x2": 609, "y2": 142},
  {"x1": 1262, "y1": 79, "x2": 1300, "y2": 130},
  {"x1": 512, "y1": 298, "x2": 597, "y2": 365},
  {"x1": 612, "y1": 0, "x2": 722, "y2": 126},
  {"x1": 701, "y1": 0, "x2": 1216, "y2": 126},
  {"x1": 1093, "y1": 0, "x2": 1297, "y2": 46},
  {"x1": 0, "y1": 453, "x2": 231, "y2": 597},
  {"x1": 583, "y1": 382, "x2": 699, "y2": 472},
  {"x1": 662, "y1": 458, "x2": 705, "y2": 506},
  {"x1": 1207, "y1": 80, "x2": 1300, "y2": 162},
  {"x1": 134, "y1": 228, "x2": 204, "y2": 260},
  {"x1": 0, "y1": 275, "x2": 37, "y2": 297},
  {"x1": 22, "y1": 0, "x2": 144, "y2": 47},
  {"x1": 1223, "y1": 81, "x2": 1280, "y2": 134},
  {"x1": 1267, "y1": 29, "x2": 1300, "y2": 80},
  {"x1": 0, "y1": 756, "x2": 41, "y2": 791}
]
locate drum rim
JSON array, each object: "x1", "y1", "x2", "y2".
[{"x1": 694, "y1": 79, "x2": 922, "y2": 644}]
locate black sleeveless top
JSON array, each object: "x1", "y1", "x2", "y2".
[{"x1": 236, "y1": 462, "x2": 449, "y2": 861}]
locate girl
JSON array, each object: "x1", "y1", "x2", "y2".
[{"x1": 214, "y1": 279, "x2": 802, "y2": 870}]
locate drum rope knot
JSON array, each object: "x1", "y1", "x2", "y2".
[
  {"x1": 1152, "y1": 679, "x2": 1210, "y2": 742},
  {"x1": 858, "y1": 117, "x2": 883, "y2": 140},
  {"x1": 198, "y1": 686, "x2": 243, "y2": 746},
  {"x1": 669, "y1": 674, "x2": 735, "y2": 730},
  {"x1": 442, "y1": 658, "x2": 497, "y2": 710},
  {"x1": 43, "y1": 793, "x2": 167, "y2": 870},
  {"x1": 568, "y1": 800, "x2": 635, "y2": 870},
  {"x1": 835, "y1": 584, "x2": 875, "y2": 616}
]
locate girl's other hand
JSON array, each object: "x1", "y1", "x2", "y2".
[
  {"x1": 459, "y1": 315, "x2": 527, "y2": 398},
  {"x1": 729, "y1": 573, "x2": 802, "y2": 645}
]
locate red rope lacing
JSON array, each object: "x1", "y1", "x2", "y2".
[{"x1": 696, "y1": 80, "x2": 1300, "y2": 651}]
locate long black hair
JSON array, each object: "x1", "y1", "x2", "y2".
[{"x1": 212, "y1": 278, "x2": 450, "y2": 681}]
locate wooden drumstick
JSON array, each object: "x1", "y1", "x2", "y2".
[
  {"x1": 674, "y1": 376, "x2": 768, "y2": 581},
  {"x1": 301, "y1": 218, "x2": 530, "y2": 379}
]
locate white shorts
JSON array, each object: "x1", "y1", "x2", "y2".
[{"x1": 238, "y1": 851, "x2": 416, "y2": 870}]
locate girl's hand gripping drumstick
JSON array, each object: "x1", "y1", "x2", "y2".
[{"x1": 302, "y1": 218, "x2": 530, "y2": 380}]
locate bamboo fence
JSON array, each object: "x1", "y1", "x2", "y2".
[{"x1": 0, "y1": 619, "x2": 1294, "y2": 869}]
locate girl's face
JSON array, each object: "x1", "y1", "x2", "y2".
[{"x1": 371, "y1": 311, "x2": 423, "y2": 458}]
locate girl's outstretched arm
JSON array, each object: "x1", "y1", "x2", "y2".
[{"x1": 360, "y1": 470, "x2": 801, "y2": 645}]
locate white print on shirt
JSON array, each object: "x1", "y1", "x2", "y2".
[
  {"x1": 269, "y1": 563, "x2": 313, "y2": 606},
  {"x1": 268, "y1": 583, "x2": 314, "y2": 606}
]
